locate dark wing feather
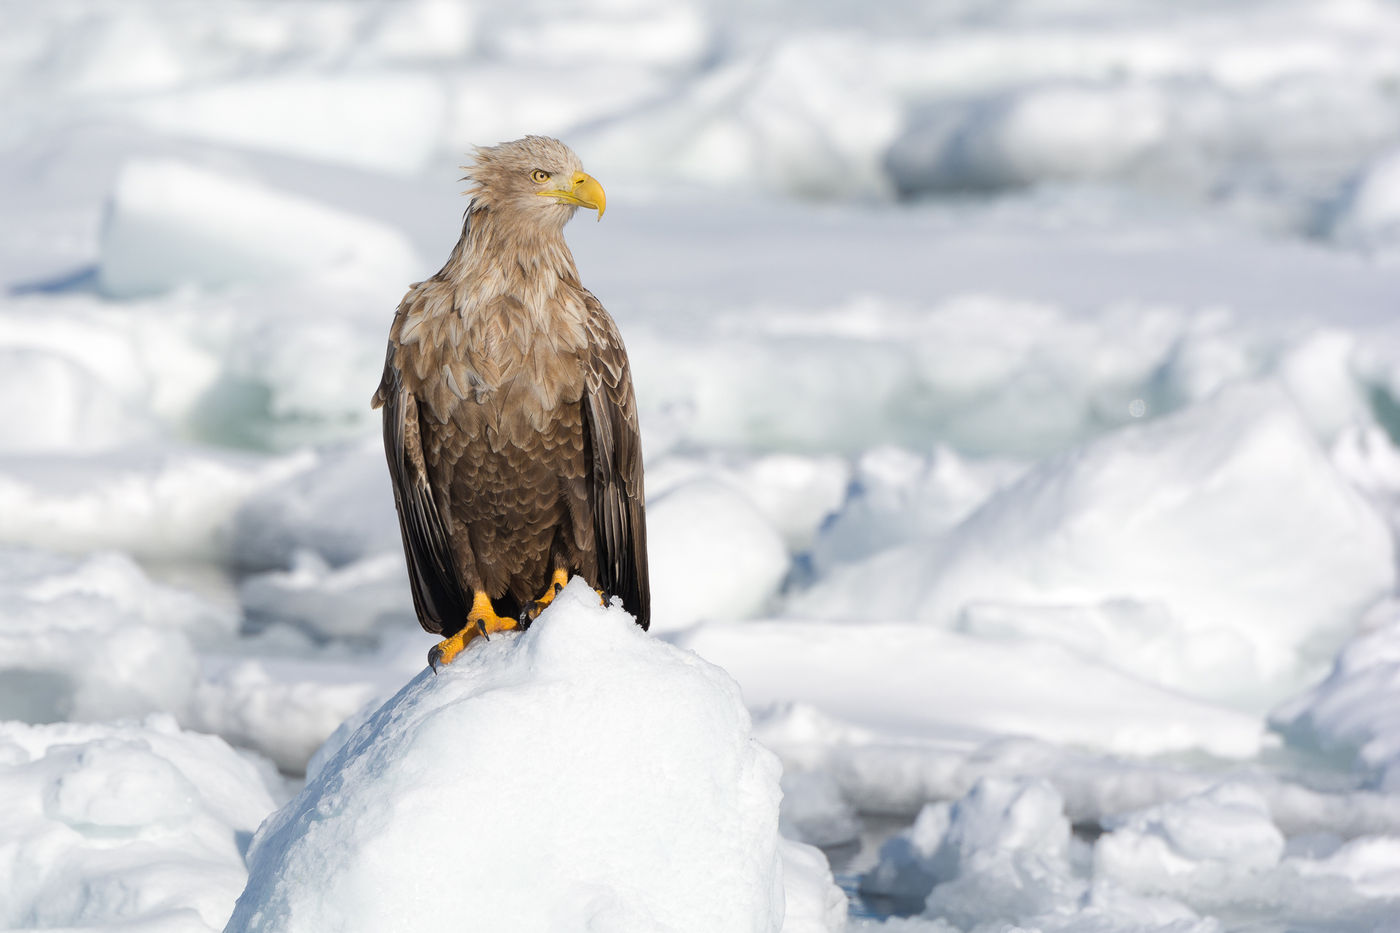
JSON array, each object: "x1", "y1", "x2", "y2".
[
  {"x1": 374, "y1": 343, "x2": 470, "y2": 635},
  {"x1": 582, "y1": 297, "x2": 650, "y2": 630}
]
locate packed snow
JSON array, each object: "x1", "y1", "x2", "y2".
[
  {"x1": 228, "y1": 585, "x2": 844, "y2": 933},
  {"x1": 5, "y1": 0, "x2": 1400, "y2": 930}
]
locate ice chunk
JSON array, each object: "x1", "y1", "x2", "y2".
[
  {"x1": 680, "y1": 619, "x2": 1264, "y2": 759},
  {"x1": 237, "y1": 550, "x2": 412, "y2": 641},
  {"x1": 185, "y1": 657, "x2": 388, "y2": 776},
  {"x1": 479, "y1": 0, "x2": 708, "y2": 69},
  {"x1": 98, "y1": 159, "x2": 421, "y2": 298},
  {"x1": 0, "y1": 547, "x2": 234, "y2": 723},
  {"x1": 1294, "y1": 835, "x2": 1400, "y2": 901},
  {"x1": 806, "y1": 383, "x2": 1393, "y2": 705},
  {"x1": 1273, "y1": 600, "x2": 1400, "y2": 789},
  {"x1": 366, "y1": 0, "x2": 478, "y2": 61},
  {"x1": 1096, "y1": 784, "x2": 1285, "y2": 897},
  {"x1": 731, "y1": 453, "x2": 851, "y2": 552},
  {"x1": 229, "y1": 440, "x2": 400, "y2": 571},
  {"x1": 862, "y1": 778, "x2": 1070, "y2": 903},
  {"x1": 808, "y1": 445, "x2": 1024, "y2": 574},
  {"x1": 1328, "y1": 148, "x2": 1400, "y2": 250},
  {"x1": 780, "y1": 769, "x2": 861, "y2": 848},
  {"x1": 0, "y1": 348, "x2": 154, "y2": 453},
  {"x1": 124, "y1": 75, "x2": 446, "y2": 175},
  {"x1": 889, "y1": 84, "x2": 1169, "y2": 195},
  {"x1": 0, "y1": 715, "x2": 278, "y2": 931},
  {"x1": 0, "y1": 289, "x2": 227, "y2": 454},
  {"x1": 643, "y1": 453, "x2": 849, "y2": 554},
  {"x1": 647, "y1": 478, "x2": 789, "y2": 631},
  {"x1": 228, "y1": 582, "x2": 840, "y2": 932},
  {"x1": 859, "y1": 801, "x2": 955, "y2": 904},
  {"x1": 776, "y1": 838, "x2": 849, "y2": 933},
  {"x1": 577, "y1": 35, "x2": 900, "y2": 198},
  {"x1": 859, "y1": 778, "x2": 1222, "y2": 932},
  {"x1": 858, "y1": 778, "x2": 1163, "y2": 931},
  {"x1": 0, "y1": 446, "x2": 312, "y2": 562}
]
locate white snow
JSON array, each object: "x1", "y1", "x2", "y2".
[
  {"x1": 5, "y1": 0, "x2": 1400, "y2": 929},
  {"x1": 227, "y1": 584, "x2": 841, "y2": 932}
]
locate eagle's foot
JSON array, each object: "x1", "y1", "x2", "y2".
[
  {"x1": 429, "y1": 591, "x2": 519, "y2": 673},
  {"x1": 521, "y1": 568, "x2": 571, "y2": 626},
  {"x1": 427, "y1": 633, "x2": 469, "y2": 672}
]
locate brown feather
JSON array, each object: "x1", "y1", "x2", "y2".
[{"x1": 374, "y1": 137, "x2": 649, "y2": 635}]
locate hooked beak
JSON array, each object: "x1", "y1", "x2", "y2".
[{"x1": 538, "y1": 171, "x2": 606, "y2": 220}]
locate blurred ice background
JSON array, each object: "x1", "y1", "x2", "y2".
[{"x1": 3, "y1": 0, "x2": 1400, "y2": 929}]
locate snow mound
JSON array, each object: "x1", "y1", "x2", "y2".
[
  {"x1": 228, "y1": 580, "x2": 841, "y2": 932},
  {"x1": 98, "y1": 159, "x2": 421, "y2": 298},
  {"x1": 0, "y1": 715, "x2": 278, "y2": 932}
]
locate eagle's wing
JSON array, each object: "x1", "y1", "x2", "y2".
[
  {"x1": 582, "y1": 295, "x2": 650, "y2": 630},
  {"x1": 373, "y1": 342, "x2": 470, "y2": 635}
]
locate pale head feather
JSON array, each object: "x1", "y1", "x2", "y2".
[{"x1": 462, "y1": 136, "x2": 586, "y2": 230}]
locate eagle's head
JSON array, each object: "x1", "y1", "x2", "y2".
[{"x1": 465, "y1": 136, "x2": 606, "y2": 228}]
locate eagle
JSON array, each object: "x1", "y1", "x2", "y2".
[{"x1": 372, "y1": 136, "x2": 649, "y2": 670}]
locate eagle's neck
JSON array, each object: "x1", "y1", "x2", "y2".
[{"x1": 439, "y1": 203, "x2": 582, "y2": 331}]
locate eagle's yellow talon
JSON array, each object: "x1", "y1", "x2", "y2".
[
  {"x1": 429, "y1": 591, "x2": 518, "y2": 671},
  {"x1": 524, "y1": 568, "x2": 571, "y2": 623}
]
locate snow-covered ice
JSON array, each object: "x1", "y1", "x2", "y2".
[
  {"x1": 227, "y1": 585, "x2": 843, "y2": 933},
  {"x1": 5, "y1": 0, "x2": 1400, "y2": 929}
]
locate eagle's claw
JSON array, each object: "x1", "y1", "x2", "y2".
[{"x1": 522, "y1": 570, "x2": 571, "y2": 627}]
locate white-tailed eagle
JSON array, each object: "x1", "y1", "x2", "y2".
[{"x1": 372, "y1": 136, "x2": 649, "y2": 669}]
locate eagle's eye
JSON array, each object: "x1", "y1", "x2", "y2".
[{"x1": 530, "y1": 169, "x2": 551, "y2": 184}]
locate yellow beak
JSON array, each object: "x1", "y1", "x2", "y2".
[{"x1": 538, "y1": 171, "x2": 606, "y2": 220}]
